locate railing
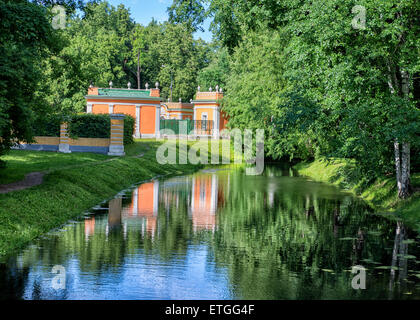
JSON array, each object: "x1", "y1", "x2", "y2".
[
  {"x1": 195, "y1": 120, "x2": 213, "y2": 136},
  {"x1": 160, "y1": 119, "x2": 214, "y2": 135}
]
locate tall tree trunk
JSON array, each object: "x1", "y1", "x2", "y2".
[
  {"x1": 137, "y1": 50, "x2": 141, "y2": 89},
  {"x1": 400, "y1": 142, "x2": 411, "y2": 198},
  {"x1": 398, "y1": 70, "x2": 412, "y2": 198},
  {"x1": 394, "y1": 141, "x2": 402, "y2": 194}
]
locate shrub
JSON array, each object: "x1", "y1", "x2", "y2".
[
  {"x1": 32, "y1": 114, "x2": 61, "y2": 137},
  {"x1": 32, "y1": 113, "x2": 135, "y2": 145},
  {"x1": 68, "y1": 113, "x2": 135, "y2": 145},
  {"x1": 123, "y1": 115, "x2": 135, "y2": 145},
  {"x1": 68, "y1": 114, "x2": 110, "y2": 139}
]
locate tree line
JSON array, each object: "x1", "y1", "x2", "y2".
[
  {"x1": 168, "y1": 0, "x2": 420, "y2": 200},
  {"x1": 0, "y1": 0, "x2": 215, "y2": 166}
]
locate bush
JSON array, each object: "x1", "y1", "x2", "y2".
[
  {"x1": 31, "y1": 113, "x2": 135, "y2": 145},
  {"x1": 68, "y1": 114, "x2": 110, "y2": 139},
  {"x1": 68, "y1": 113, "x2": 135, "y2": 145},
  {"x1": 32, "y1": 114, "x2": 61, "y2": 137},
  {"x1": 123, "y1": 115, "x2": 135, "y2": 145}
]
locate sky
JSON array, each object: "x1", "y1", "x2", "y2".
[{"x1": 107, "y1": 0, "x2": 213, "y2": 42}]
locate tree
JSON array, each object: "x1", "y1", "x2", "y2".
[
  {"x1": 0, "y1": 0, "x2": 56, "y2": 165},
  {"x1": 216, "y1": 0, "x2": 419, "y2": 199},
  {"x1": 157, "y1": 23, "x2": 202, "y2": 102},
  {"x1": 131, "y1": 25, "x2": 146, "y2": 89},
  {"x1": 39, "y1": 1, "x2": 135, "y2": 113},
  {"x1": 281, "y1": 0, "x2": 419, "y2": 198},
  {"x1": 197, "y1": 46, "x2": 230, "y2": 90},
  {"x1": 167, "y1": 0, "x2": 207, "y2": 32}
]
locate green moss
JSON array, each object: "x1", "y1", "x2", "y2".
[{"x1": 294, "y1": 158, "x2": 420, "y2": 225}]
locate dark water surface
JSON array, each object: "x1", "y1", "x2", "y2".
[{"x1": 1, "y1": 165, "x2": 420, "y2": 300}]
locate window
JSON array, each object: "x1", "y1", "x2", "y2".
[{"x1": 202, "y1": 114, "x2": 207, "y2": 131}]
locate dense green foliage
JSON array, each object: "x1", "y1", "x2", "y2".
[
  {"x1": 167, "y1": 0, "x2": 206, "y2": 32},
  {"x1": 67, "y1": 113, "x2": 134, "y2": 144},
  {"x1": 170, "y1": 0, "x2": 420, "y2": 197},
  {"x1": 123, "y1": 115, "x2": 135, "y2": 145},
  {"x1": 0, "y1": 0, "x2": 56, "y2": 165},
  {"x1": 197, "y1": 45, "x2": 230, "y2": 90},
  {"x1": 31, "y1": 114, "x2": 62, "y2": 137},
  {"x1": 68, "y1": 114, "x2": 110, "y2": 139},
  {"x1": 1, "y1": 0, "x2": 213, "y2": 164},
  {"x1": 39, "y1": 2, "x2": 210, "y2": 113}
]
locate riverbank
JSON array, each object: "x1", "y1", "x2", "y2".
[
  {"x1": 294, "y1": 158, "x2": 420, "y2": 227},
  {"x1": 0, "y1": 139, "x2": 229, "y2": 257}
]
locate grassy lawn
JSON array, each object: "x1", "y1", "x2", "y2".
[
  {"x1": 0, "y1": 138, "x2": 235, "y2": 185},
  {"x1": 0, "y1": 150, "x2": 108, "y2": 184}
]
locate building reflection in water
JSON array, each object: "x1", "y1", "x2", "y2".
[
  {"x1": 84, "y1": 216, "x2": 95, "y2": 239},
  {"x1": 85, "y1": 173, "x2": 227, "y2": 240},
  {"x1": 108, "y1": 197, "x2": 122, "y2": 231},
  {"x1": 125, "y1": 181, "x2": 159, "y2": 238},
  {"x1": 190, "y1": 174, "x2": 219, "y2": 232}
]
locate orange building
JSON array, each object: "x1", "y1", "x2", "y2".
[
  {"x1": 85, "y1": 84, "x2": 228, "y2": 138},
  {"x1": 86, "y1": 85, "x2": 162, "y2": 138},
  {"x1": 161, "y1": 101, "x2": 194, "y2": 120},
  {"x1": 192, "y1": 87, "x2": 228, "y2": 138}
]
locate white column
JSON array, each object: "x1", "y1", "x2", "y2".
[
  {"x1": 155, "y1": 104, "x2": 161, "y2": 138},
  {"x1": 87, "y1": 103, "x2": 93, "y2": 113},
  {"x1": 135, "y1": 104, "x2": 141, "y2": 138},
  {"x1": 109, "y1": 103, "x2": 114, "y2": 114},
  {"x1": 193, "y1": 107, "x2": 197, "y2": 136}
]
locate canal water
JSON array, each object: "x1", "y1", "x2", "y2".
[{"x1": 1, "y1": 165, "x2": 419, "y2": 300}]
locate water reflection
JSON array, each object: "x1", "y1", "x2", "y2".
[
  {"x1": 191, "y1": 174, "x2": 220, "y2": 231},
  {"x1": 0, "y1": 165, "x2": 419, "y2": 300}
]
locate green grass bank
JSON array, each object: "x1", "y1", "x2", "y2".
[
  {"x1": 0, "y1": 139, "x2": 236, "y2": 258},
  {"x1": 294, "y1": 158, "x2": 420, "y2": 226}
]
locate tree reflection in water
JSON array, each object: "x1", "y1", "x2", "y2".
[{"x1": 0, "y1": 165, "x2": 419, "y2": 299}]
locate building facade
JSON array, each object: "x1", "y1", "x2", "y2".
[{"x1": 85, "y1": 84, "x2": 228, "y2": 138}]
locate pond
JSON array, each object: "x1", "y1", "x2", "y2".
[{"x1": 1, "y1": 165, "x2": 419, "y2": 300}]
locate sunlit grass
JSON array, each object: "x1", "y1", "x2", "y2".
[{"x1": 0, "y1": 150, "x2": 108, "y2": 184}]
